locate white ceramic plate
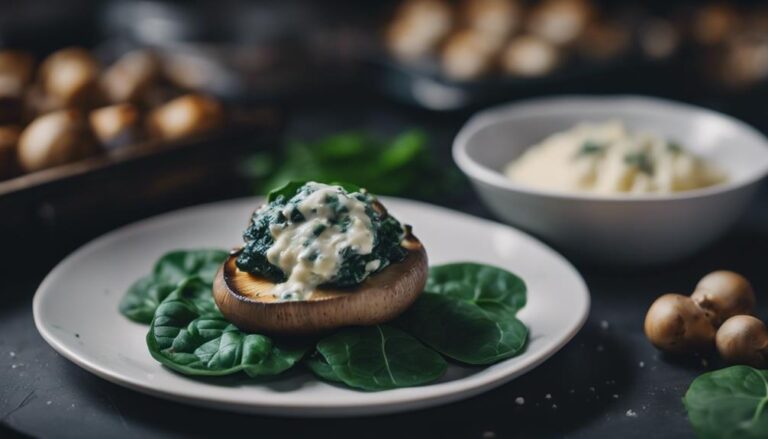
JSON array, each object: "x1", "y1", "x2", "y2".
[{"x1": 33, "y1": 197, "x2": 589, "y2": 416}]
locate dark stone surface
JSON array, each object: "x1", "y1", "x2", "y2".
[{"x1": 2, "y1": 100, "x2": 768, "y2": 439}]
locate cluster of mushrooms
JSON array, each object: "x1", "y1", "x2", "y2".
[
  {"x1": 385, "y1": 0, "x2": 768, "y2": 87},
  {"x1": 386, "y1": 0, "x2": 654, "y2": 81},
  {"x1": 688, "y1": 3, "x2": 768, "y2": 89},
  {"x1": 0, "y1": 47, "x2": 224, "y2": 181},
  {"x1": 644, "y1": 271, "x2": 768, "y2": 368}
]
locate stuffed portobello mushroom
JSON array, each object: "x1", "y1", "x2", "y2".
[{"x1": 213, "y1": 181, "x2": 427, "y2": 335}]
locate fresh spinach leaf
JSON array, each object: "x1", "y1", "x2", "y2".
[
  {"x1": 152, "y1": 249, "x2": 228, "y2": 286},
  {"x1": 315, "y1": 132, "x2": 369, "y2": 159},
  {"x1": 425, "y1": 263, "x2": 527, "y2": 318},
  {"x1": 378, "y1": 130, "x2": 426, "y2": 171},
  {"x1": 267, "y1": 181, "x2": 307, "y2": 202},
  {"x1": 396, "y1": 263, "x2": 528, "y2": 365},
  {"x1": 304, "y1": 353, "x2": 343, "y2": 383},
  {"x1": 119, "y1": 276, "x2": 177, "y2": 324},
  {"x1": 396, "y1": 293, "x2": 527, "y2": 365},
  {"x1": 147, "y1": 278, "x2": 309, "y2": 377},
  {"x1": 248, "y1": 130, "x2": 464, "y2": 202},
  {"x1": 684, "y1": 366, "x2": 768, "y2": 439},
  {"x1": 266, "y1": 180, "x2": 361, "y2": 202},
  {"x1": 119, "y1": 249, "x2": 228, "y2": 324},
  {"x1": 312, "y1": 325, "x2": 447, "y2": 391}
]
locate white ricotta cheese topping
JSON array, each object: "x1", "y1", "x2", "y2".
[
  {"x1": 266, "y1": 183, "x2": 374, "y2": 301},
  {"x1": 504, "y1": 120, "x2": 725, "y2": 195}
]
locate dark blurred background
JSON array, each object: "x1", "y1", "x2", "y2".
[
  {"x1": 2, "y1": 2, "x2": 768, "y2": 438},
  {"x1": 0, "y1": 0, "x2": 765, "y2": 275},
  {"x1": 2, "y1": 0, "x2": 768, "y2": 242}
]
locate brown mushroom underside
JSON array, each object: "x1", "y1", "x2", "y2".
[{"x1": 213, "y1": 245, "x2": 428, "y2": 335}]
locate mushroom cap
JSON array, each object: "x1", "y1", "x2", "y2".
[
  {"x1": 464, "y1": 0, "x2": 522, "y2": 40},
  {"x1": 147, "y1": 94, "x2": 223, "y2": 141},
  {"x1": 716, "y1": 315, "x2": 768, "y2": 368},
  {"x1": 39, "y1": 47, "x2": 100, "y2": 106},
  {"x1": 527, "y1": 0, "x2": 594, "y2": 46},
  {"x1": 17, "y1": 109, "x2": 93, "y2": 172},
  {"x1": 0, "y1": 125, "x2": 20, "y2": 177},
  {"x1": 441, "y1": 30, "x2": 496, "y2": 80},
  {"x1": 101, "y1": 50, "x2": 160, "y2": 104},
  {"x1": 692, "y1": 270, "x2": 755, "y2": 325},
  {"x1": 0, "y1": 50, "x2": 35, "y2": 86},
  {"x1": 89, "y1": 103, "x2": 140, "y2": 147},
  {"x1": 501, "y1": 35, "x2": 560, "y2": 77},
  {"x1": 644, "y1": 293, "x2": 716, "y2": 353},
  {"x1": 213, "y1": 243, "x2": 428, "y2": 336}
]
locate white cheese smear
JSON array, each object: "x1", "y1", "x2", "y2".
[
  {"x1": 504, "y1": 120, "x2": 725, "y2": 195},
  {"x1": 266, "y1": 183, "x2": 376, "y2": 301}
]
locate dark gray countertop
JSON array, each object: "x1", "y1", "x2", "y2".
[{"x1": 3, "y1": 102, "x2": 768, "y2": 438}]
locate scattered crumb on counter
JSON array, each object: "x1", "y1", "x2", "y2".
[
  {"x1": 613, "y1": 394, "x2": 619, "y2": 399},
  {"x1": 545, "y1": 393, "x2": 552, "y2": 399},
  {"x1": 626, "y1": 409, "x2": 638, "y2": 418},
  {"x1": 9, "y1": 351, "x2": 16, "y2": 357},
  {"x1": 639, "y1": 361, "x2": 645, "y2": 368},
  {"x1": 600, "y1": 320, "x2": 610, "y2": 330},
  {"x1": 589, "y1": 386, "x2": 596, "y2": 392},
  {"x1": 482, "y1": 431, "x2": 496, "y2": 439},
  {"x1": 552, "y1": 404, "x2": 558, "y2": 409},
  {"x1": 515, "y1": 397, "x2": 525, "y2": 405},
  {"x1": 46, "y1": 401, "x2": 52, "y2": 405}
]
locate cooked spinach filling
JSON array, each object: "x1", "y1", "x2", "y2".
[{"x1": 236, "y1": 182, "x2": 408, "y2": 288}]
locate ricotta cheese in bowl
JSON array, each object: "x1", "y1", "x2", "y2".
[
  {"x1": 504, "y1": 120, "x2": 725, "y2": 195},
  {"x1": 452, "y1": 96, "x2": 768, "y2": 264}
]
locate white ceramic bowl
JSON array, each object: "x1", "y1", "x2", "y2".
[{"x1": 453, "y1": 96, "x2": 768, "y2": 265}]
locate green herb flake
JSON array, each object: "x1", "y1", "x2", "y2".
[
  {"x1": 624, "y1": 152, "x2": 655, "y2": 175},
  {"x1": 575, "y1": 141, "x2": 605, "y2": 158},
  {"x1": 667, "y1": 141, "x2": 683, "y2": 153},
  {"x1": 312, "y1": 223, "x2": 326, "y2": 237}
]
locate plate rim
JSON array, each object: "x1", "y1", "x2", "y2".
[{"x1": 32, "y1": 196, "x2": 590, "y2": 417}]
